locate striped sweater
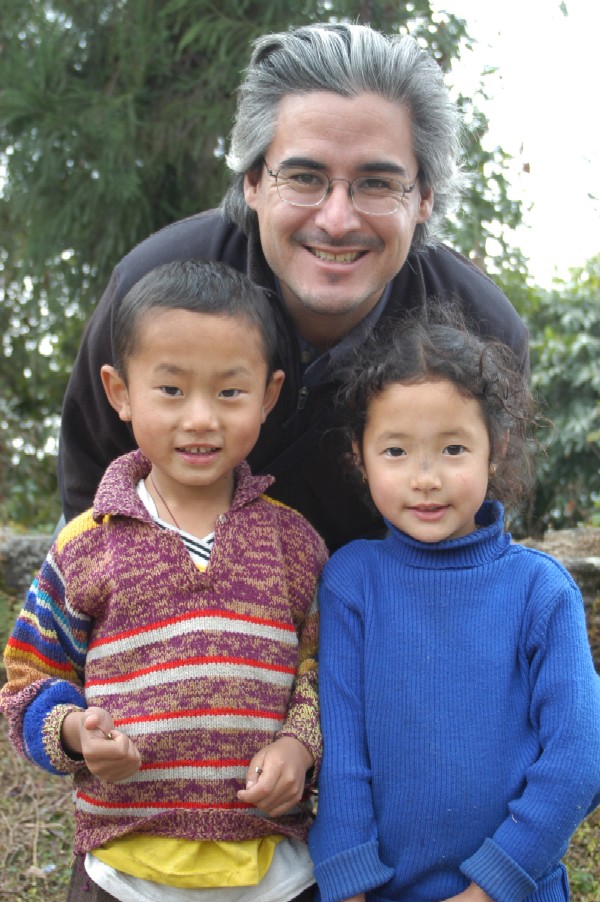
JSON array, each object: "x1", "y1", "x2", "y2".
[{"x1": 1, "y1": 450, "x2": 328, "y2": 854}]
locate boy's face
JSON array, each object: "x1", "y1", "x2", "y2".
[
  {"x1": 354, "y1": 378, "x2": 491, "y2": 543},
  {"x1": 101, "y1": 308, "x2": 283, "y2": 511}
]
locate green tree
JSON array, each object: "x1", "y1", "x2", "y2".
[
  {"x1": 0, "y1": 0, "x2": 522, "y2": 526},
  {"x1": 522, "y1": 256, "x2": 600, "y2": 534}
]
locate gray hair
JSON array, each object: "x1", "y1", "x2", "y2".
[{"x1": 221, "y1": 22, "x2": 463, "y2": 248}]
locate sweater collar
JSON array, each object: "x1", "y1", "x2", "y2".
[
  {"x1": 383, "y1": 500, "x2": 511, "y2": 568},
  {"x1": 93, "y1": 449, "x2": 275, "y2": 523}
]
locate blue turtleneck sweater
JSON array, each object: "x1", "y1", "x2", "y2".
[{"x1": 309, "y1": 501, "x2": 600, "y2": 902}]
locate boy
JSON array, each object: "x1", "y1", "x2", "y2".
[{"x1": 1, "y1": 260, "x2": 328, "y2": 901}]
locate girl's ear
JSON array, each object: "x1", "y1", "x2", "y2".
[
  {"x1": 100, "y1": 365, "x2": 132, "y2": 422},
  {"x1": 351, "y1": 439, "x2": 366, "y2": 479}
]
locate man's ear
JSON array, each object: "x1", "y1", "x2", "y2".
[
  {"x1": 243, "y1": 166, "x2": 263, "y2": 211},
  {"x1": 261, "y1": 370, "x2": 285, "y2": 423},
  {"x1": 100, "y1": 365, "x2": 132, "y2": 422}
]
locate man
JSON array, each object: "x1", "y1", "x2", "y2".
[{"x1": 58, "y1": 23, "x2": 528, "y2": 552}]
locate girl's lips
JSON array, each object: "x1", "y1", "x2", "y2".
[{"x1": 409, "y1": 505, "x2": 448, "y2": 521}]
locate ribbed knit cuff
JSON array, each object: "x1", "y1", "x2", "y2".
[
  {"x1": 313, "y1": 840, "x2": 394, "y2": 902},
  {"x1": 461, "y1": 838, "x2": 537, "y2": 902}
]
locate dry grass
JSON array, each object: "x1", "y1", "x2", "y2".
[
  {"x1": 0, "y1": 716, "x2": 74, "y2": 899},
  {"x1": 0, "y1": 716, "x2": 598, "y2": 900}
]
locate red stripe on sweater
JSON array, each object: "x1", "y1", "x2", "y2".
[{"x1": 86, "y1": 656, "x2": 295, "y2": 687}]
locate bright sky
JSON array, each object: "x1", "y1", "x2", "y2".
[{"x1": 433, "y1": 0, "x2": 600, "y2": 287}]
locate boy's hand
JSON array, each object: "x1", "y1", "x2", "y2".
[
  {"x1": 61, "y1": 706, "x2": 142, "y2": 782},
  {"x1": 237, "y1": 736, "x2": 313, "y2": 816}
]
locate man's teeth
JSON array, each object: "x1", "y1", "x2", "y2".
[{"x1": 312, "y1": 249, "x2": 362, "y2": 263}]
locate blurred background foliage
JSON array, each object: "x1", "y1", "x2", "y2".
[{"x1": 1, "y1": 0, "x2": 598, "y2": 534}]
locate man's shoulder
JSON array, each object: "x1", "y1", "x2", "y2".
[
  {"x1": 114, "y1": 210, "x2": 249, "y2": 297},
  {"x1": 411, "y1": 243, "x2": 507, "y2": 298}
]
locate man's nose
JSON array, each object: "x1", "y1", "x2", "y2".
[{"x1": 313, "y1": 180, "x2": 362, "y2": 235}]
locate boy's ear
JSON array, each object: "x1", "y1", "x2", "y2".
[
  {"x1": 100, "y1": 365, "x2": 132, "y2": 422},
  {"x1": 261, "y1": 369, "x2": 285, "y2": 422}
]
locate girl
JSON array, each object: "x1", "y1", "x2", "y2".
[{"x1": 309, "y1": 310, "x2": 600, "y2": 902}]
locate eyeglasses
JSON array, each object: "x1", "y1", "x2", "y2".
[{"x1": 263, "y1": 159, "x2": 418, "y2": 216}]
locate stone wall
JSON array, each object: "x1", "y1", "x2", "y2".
[
  {"x1": 0, "y1": 529, "x2": 53, "y2": 597},
  {"x1": 522, "y1": 527, "x2": 600, "y2": 669}
]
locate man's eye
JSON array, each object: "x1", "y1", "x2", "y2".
[
  {"x1": 356, "y1": 176, "x2": 403, "y2": 194},
  {"x1": 160, "y1": 385, "x2": 181, "y2": 397},
  {"x1": 284, "y1": 170, "x2": 325, "y2": 188}
]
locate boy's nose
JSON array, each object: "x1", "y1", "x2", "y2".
[{"x1": 182, "y1": 398, "x2": 218, "y2": 431}]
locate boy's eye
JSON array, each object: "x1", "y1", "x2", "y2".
[
  {"x1": 444, "y1": 444, "x2": 465, "y2": 456},
  {"x1": 219, "y1": 388, "x2": 242, "y2": 398},
  {"x1": 160, "y1": 385, "x2": 182, "y2": 397}
]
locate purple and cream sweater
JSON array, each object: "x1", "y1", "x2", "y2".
[{"x1": 1, "y1": 450, "x2": 328, "y2": 854}]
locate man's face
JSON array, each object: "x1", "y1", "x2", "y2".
[{"x1": 244, "y1": 91, "x2": 433, "y2": 349}]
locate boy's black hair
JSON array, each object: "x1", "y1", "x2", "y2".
[{"x1": 113, "y1": 260, "x2": 279, "y2": 380}]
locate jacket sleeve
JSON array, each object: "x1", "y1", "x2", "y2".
[
  {"x1": 0, "y1": 547, "x2": 92, "y2": 775},
  {"x1": 58, "y1": 265, "x2": 136, "y2": 521},
  {"x1": 58, "y1": 211, "x2": 249, "y2": 521},
  {"x1": 461, "y1": 574, "x2": 600, "y2": 901},
  {"x1": 275, "y1": 512, "x2": 328, "y2": 777}
]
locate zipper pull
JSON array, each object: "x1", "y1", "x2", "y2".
[{"x1": 297, "y1": 387, "x2": 309, "y2": 410}]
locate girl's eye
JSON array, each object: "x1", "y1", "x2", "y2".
[
  {"x1": 160, "y1": 385, "x2": 182, "y2": 397},
  {"x1": 384, "y1": 447, "x2": 406, "y2": 458},
  {"x1": 444, "y1": 444, "x2": 465, "y2": 456}
]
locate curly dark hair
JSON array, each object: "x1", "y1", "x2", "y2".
[{"x1": 339, "y1": 303, "x2": 540, "y2": 513}]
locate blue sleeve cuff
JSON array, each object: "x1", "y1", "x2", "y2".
[
  {"x1": 23, "y1": 680, "x2": 87, "y2": 774},
  {"x1": 461, "y1": 837, "x2": 537, "y2": 902},
  {"x1": 313, "y1": 840, "x2": 394, "y2": 902}
]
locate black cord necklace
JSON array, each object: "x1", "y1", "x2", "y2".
[{"x1": 149, "y1": 471, "x2": 181, "y2": 530}]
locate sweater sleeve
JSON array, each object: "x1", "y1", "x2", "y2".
[
  {"x1": 461, "y1": 571, "x2": 600, "y2": 901},
  {"x1": 0, "y1": 546, "x2": 92, "y2": 775},
  {"x1": 308, "y1": 572, "x2": 394, "y2": 901},
  {"x1": 275, "y1": 513, "x2": 328, "y2": 777}
]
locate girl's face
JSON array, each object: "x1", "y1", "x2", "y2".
[
  {"x1": 354, "y1": 378, "x2": 491, "y2": 543},
  {"x1": 101, "y1": 308, "x2": 283, "y2": 513}
]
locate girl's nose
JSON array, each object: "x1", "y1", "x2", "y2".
[{"x1": 411, "y1": 457, "x2": 441, "y2": 491}]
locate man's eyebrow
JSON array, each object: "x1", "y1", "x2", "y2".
[{"x1": 278, "y1": 156, "x2": 410, "y2": 177}]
